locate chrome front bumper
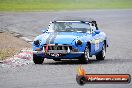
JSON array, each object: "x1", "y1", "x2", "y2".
[
  {"x1": 33, "y1": 44, "x2": 84, "y2": 55},
  {"x1": 33, "y1": 50, "x2": 84, "y2": 54}
]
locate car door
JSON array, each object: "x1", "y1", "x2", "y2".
[{"x1": 90, "y1": 23, "x2": 103, "y2": 54}]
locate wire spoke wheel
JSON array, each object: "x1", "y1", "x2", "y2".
[
  {"x1": 96, "y1": 44, "x2": 106, "y2": 60},
  {"x1": 79, "y1": 46, "x2": 90, "y2": 64}
]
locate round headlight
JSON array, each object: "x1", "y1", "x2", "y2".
[
  {"x1": 34, "y1": 40, "x2": 39, "y2": 45},
  {"x1": 77, "y1": 40, "x2": 82, "y2": 45}
]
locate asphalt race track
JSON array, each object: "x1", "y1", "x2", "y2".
[{"x1": 0, "y1": 9, "x2": 132, "y2": 88}]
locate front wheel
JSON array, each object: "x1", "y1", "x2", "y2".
[
  {"x1": 96, "y1": 44, "x2": 106, "y2": 60},
  {"x1": 33, "y1": 54, "x2": 44, "y2": 64},
  {"x1": 79, "y1": 46, "x2": 90, "y2": 64}
]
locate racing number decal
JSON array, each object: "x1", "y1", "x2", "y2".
[{"x1": 95, "y1": 39, "x2": 99, "y2": 51}]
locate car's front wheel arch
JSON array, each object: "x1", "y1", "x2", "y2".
[{"x1": 87, "y1": 42, "x2": 91, "y2": 52}]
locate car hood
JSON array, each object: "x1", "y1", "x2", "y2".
[{"x1": 41, "y1": 32, "x2": 87, "y2": 45}]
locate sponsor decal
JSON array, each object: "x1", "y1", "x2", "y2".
[
  {"x1": 94, "y1": 39, "x2": 99, "y2": 51},
  {"x1": 76, "y1": 66, "x2": 131, "y2": 85}
]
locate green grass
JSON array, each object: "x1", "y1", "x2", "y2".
[{"x1": 0, "y1": 0, "x2": 132, "y2": 11}]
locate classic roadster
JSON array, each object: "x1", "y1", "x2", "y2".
[{"x1": 32, "y1": 17, "x2": 109, "y2": 64}]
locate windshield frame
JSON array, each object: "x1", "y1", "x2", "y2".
[{"x1": 47, "y1": 21, "x2": 92, "y2": 33}]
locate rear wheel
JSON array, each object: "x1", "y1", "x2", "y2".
[
  {"x1": 96, "y1": 44, "x2": 106, "y2": 60},
  {"x1": 79, "y1": 46, "x2": 90, "y2": 64},
  {"x1": 33, "y1": 54, "x2": 44, "y2": 64}
]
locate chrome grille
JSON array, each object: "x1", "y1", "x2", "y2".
[{"x1": 43, "y1": 45, "x2": 72, "y2": 50}]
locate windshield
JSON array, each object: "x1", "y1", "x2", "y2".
[{"x1": 48, "y1": 22, "x2": 91, "y2": 33}]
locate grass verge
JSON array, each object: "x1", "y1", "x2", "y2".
[
  {"x1": 0, "y1": 32, "x2": 31, "y2": 60},
  {"x1": 0, "y1": 0, "x2": 132, "y2": 11},
  {"x1": 0, "y1": 48, "x2": 19, "y2": 60}
]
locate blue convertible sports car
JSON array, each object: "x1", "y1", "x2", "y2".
[{"x1": 32, "y1": 17, "x2": 109, "y2": 64}]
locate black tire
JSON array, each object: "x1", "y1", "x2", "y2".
[
  {"x1": 96, "y1": 44, "x2": 106, "y2": 60},
  {"x1": 79, "y1": 46, "x2": 90, "y2": 64},
  {"x1": 53, "y1": 59, "x2": 61, "y2": 61},
  {"x1": 33, "y1": 54, "x2": 44, "y2": 64}
]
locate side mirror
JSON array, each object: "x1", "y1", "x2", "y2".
[
  {"x1": 94, "y1": 30, "x2": 100, "y2": 34},
  {"x1": 41, "y1": 29, "x2": 47, "y2": 33}
]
